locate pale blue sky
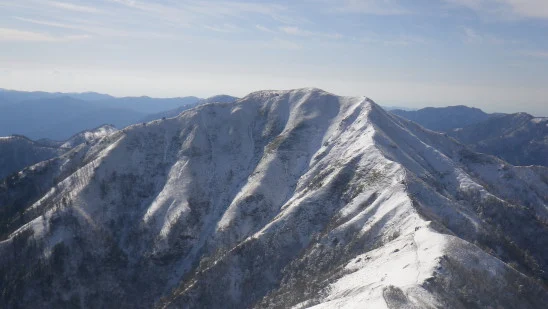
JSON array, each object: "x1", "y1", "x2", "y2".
[{"x1": 0, "y1": 0, "x2": 547, "y2": 115}]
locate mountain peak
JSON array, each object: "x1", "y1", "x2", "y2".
[
  {"x1": 60, "y1": 124, "x2": 117, "y2": 148},
  {"x1": 0, "y1": 89, "x2": 546, "y2": 309},
  {"x1": 244, "y1": 87, "x2": 332, "y2": 99}
]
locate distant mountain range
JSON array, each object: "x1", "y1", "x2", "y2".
[
  {"x1": 391, "y1": 105, "x2": 492, "y2": 131},
  {"x1": 139, "y1": 94, "x2": 239, "y2": 123},
  {"x1": 391, "y1": 106, "x2": 547, "y2": 166},
  {"x1": 449, "y1": 113, "x2": 548, "y2": 166},
  {"x1": 0, "y1": 89, "x2": 219, "y2": 140}
]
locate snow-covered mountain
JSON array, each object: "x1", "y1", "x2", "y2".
[
  {"x1": 392, "y1": 106, "x2": 548, "y2": 167},
  {"x1": 59, "y1": 124, "x2": 118, "y2": 149},
  {"x1": 448, "y1": 113, "x2": 548, "y2": 166},
  {"x1": 0, "y1": 125, "x2": 118, "y2": 181},
  {"x1": 0, "y1": 89, "x2": 546, "y2": 308}
]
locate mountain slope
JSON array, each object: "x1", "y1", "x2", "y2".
[
  {"x1": 0, "y1": 125, "x2": 119, "y2": 181},
  {"x1": 391, "y1": 105, "x2": 491, "y2": 131},
  {"x1": 391, "y1": 106, "x2": 548, "y2": 167},
  {"x1": 60, "y1": 124, "x2": 118, "y2": 149},
  {"x1": 0, "y1": 89, "x2": 546, "y2": 309},
  {"x1": 448, "y1": 113, "x2": 548, "y2": 166},
  {"x1": 0, "y1": 136, "x2": 64, "y2": 180}
]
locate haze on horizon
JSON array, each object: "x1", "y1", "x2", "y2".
[{"x1": 0, "y1": 0, "x2": 547, "y2": 116}]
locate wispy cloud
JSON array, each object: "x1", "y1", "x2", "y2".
[
  {"x1": 14, "y1": 16, "x2": 78, "y2": 30},
  {"x1": 256, "y1": 24, "x2": 276, "y2": 34},
  {"x1": 444, "y1": 0, "x2": 548, "y2": 19},
  {"x1": 45, "y1": 1, "x2": 101, "y2": 13},
  {"x1": 463, "y1": 27, "x2": 484, "y2": 43},
  {"x1": 204, "y1": 23, "x2": 242, "y2": 33},
  {"x1": 279, "y1": 26, "x2": 342, "y2": 39},
  {"x1": 14, "y1": 16, "x2": 178, "y2": 39},
  {"x1": 279, "y1": 26, "x2": 313, "y2": 36},
  {"x1": 358, "y1": 33, "x2": 426, "y2": 46},
  {"x1": 107, "y1": 0, "x2": 290, "y2": 23},
  {"x1": 461, "y1": 27, "x2": 510, "y2": 44},
  {"x1": 0, "y1": 27, "x2": 90, "y2": 42},
  {"x1": 319, "y1": 0, "x2": 412, "y2": 15},
  {"x1": 263, "y1": 38, "x2": 302, "y2": 50}
]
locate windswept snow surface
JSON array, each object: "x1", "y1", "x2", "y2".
[
  {"x1": 0, "y1": 88, "x2": 546, "y2": 309},
  {"x1": 60, "y1": 124, "x2": 118, "y2": 149}
]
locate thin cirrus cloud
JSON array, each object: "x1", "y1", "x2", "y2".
[
  {"x1": 314, "y1": 0, "x2": 412, "y2": 15},
  {"x1": 107, "y1": 0, "x2": 289, "y2": 21},
  {"x1": 13, "y1": 16, "x2": 179, "y2": 39},
  {"x1": 443, "y1": 0, "x2": 548, "y2": 19},
  {"x1": 14, "y1": 16, "x2": 78, "y2": 30},
  {"x1": 204, "y1": 23, "x2": 242, "y2": 33},
  {"x1": 461, "y1": 27, "x2": 509, "y2": 44},
  {"x1": 256, "y1": 24, "x2": 276, "y2": 34},
  {"x1": 0, "y1": 27, "x2": 90, "y2": 42},
  {"x1": 45, "y1": 0, "x2": 102, "y2": 13},
  {"x1": 0, "y1": 0, "x2": 547, "y2": 115},
  {"x1": 279, "y1": 26, "x2": 342, "y2": 39},
  {"x1": 263, "y1": 38, "x2": 302, "y2": 50},
  {"x1": 255, "y1": 24, "x2": 342, "y2": 40}
]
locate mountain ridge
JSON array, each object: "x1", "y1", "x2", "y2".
[
  {"x1": 0, "y1": 88, "x2": 546, "y2": 308},
  {"x1": 391, "y1": 105, "x2": 548, "y2": 167},
  {"x1": 390, "y1": 105, "x2": 491, "y2": 131},
  {"x1": 0, "y1": 89, "x2": 203, "y2": 139},
  {"x1": 448, "y1": 113, "x2": 548, "y2": 166}
]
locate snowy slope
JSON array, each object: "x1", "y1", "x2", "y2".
[
  {"x1": 0, "y1": 125, "x2": 118, "y2": 181},
  {"x1": 0, "y1": 129, "x2": 123, "y2": 240},
  {"x1": 60, "y1": 124, "x2": 118, "y2": 149},
  {"x1": 0, "y1": 89, "x2": 546, "y2": 309}
]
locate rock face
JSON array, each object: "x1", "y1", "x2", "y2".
[{"x1": 0, "y1": 89, "x2": 546, "y2": 309}]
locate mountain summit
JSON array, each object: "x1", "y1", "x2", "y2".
[{"x1": 0, "y1": 88, "x2": 546, "y2": 308}]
